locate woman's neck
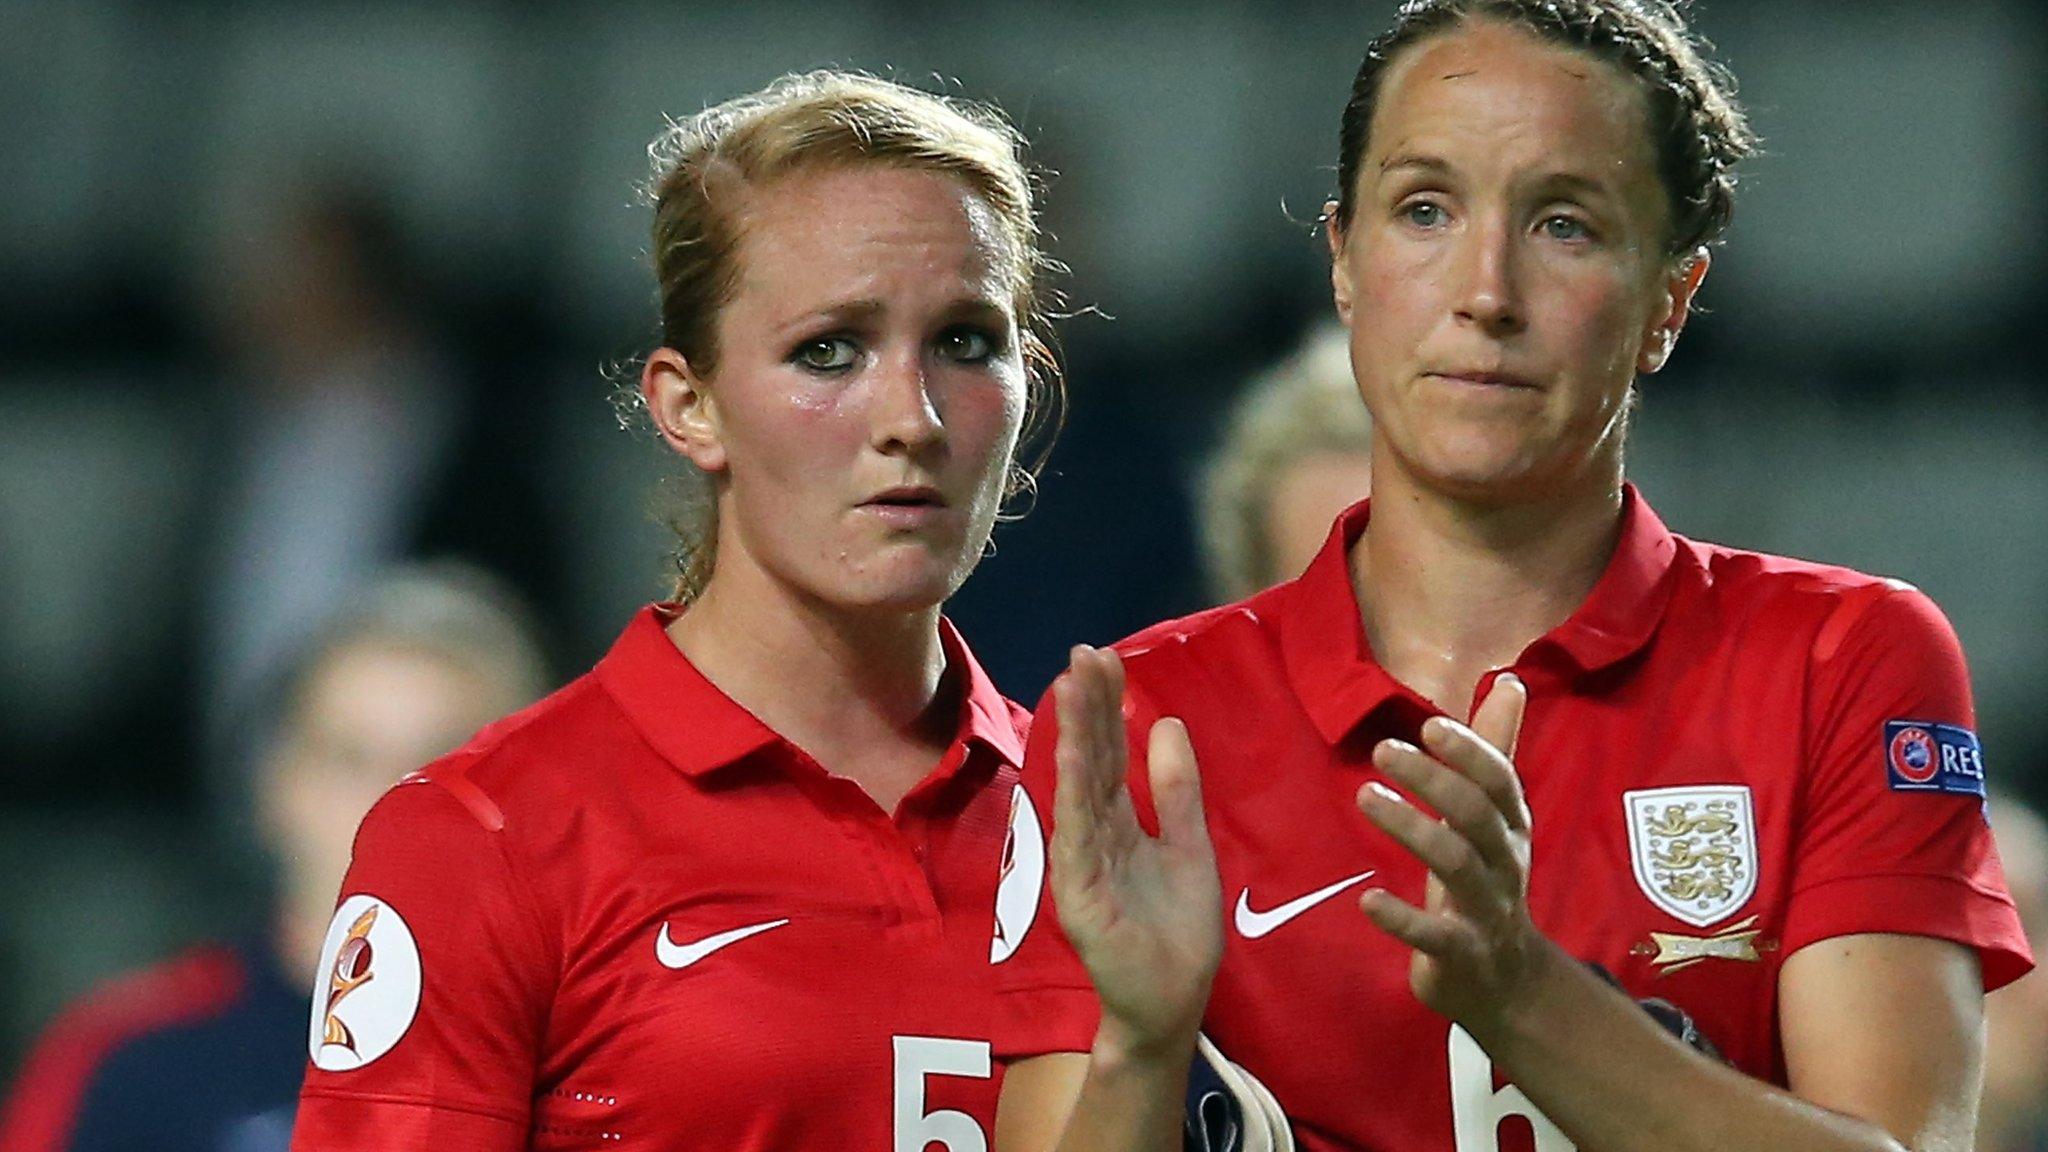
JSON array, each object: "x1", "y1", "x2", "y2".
[
  {"x1": 666, "y1": 559, "x2": 955, "y2": 796},
  {"x1": 1353, "y1": 459, "x2": 1625, "y2": 717}
]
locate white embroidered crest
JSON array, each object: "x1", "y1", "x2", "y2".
[{"x1": 1624, "y1": 786, "x2": 1758, "y2": 929}]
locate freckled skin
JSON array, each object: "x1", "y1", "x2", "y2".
[
  {"x1": 704, "y1": 166, "x2": 1028, "y2": 612},
  {"x1": 1331, "y1": 20, "x2": 1698, "y2": 508}
]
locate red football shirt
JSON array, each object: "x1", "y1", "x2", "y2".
[
  {"x1": 294, "y1": 605, "x2": 1027, "y2": 1151},
  {"x1": 994, "y1": 487, "x2": 2032, "y2": 1152}
]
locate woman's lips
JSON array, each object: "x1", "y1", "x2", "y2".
[
  {"x1": 1426, "y1": 368, "x2": 1539, "y2": 389},
  {"x1": 859, "y1": 486, "x2": 951, "y2": 528}
]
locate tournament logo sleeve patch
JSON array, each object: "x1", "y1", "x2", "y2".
[
  {"x1": 1884, "y1": 720, "x2": 1986, "y2": 797},
  {"x1": 990, "y1": 784, "x2": 1045, "y2": 964},
  {"x1": 308, "y1": 894, "x2": 423, "y2": 1070}
]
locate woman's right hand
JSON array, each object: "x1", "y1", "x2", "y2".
[{"x1": 1048, "y1": 645, "x2": 1223, "y2": 1059}]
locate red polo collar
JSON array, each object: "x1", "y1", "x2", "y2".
[
  {"x1": 1279, "y1": 484, "x2": 1681, "y2": 745},
  {"x1": 596, "y1": 605, "x2": 1024, "y2": 777}
]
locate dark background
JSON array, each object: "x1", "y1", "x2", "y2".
[{"x1": 3, "y1": 0, "x2": 2044, "y2": 1077}]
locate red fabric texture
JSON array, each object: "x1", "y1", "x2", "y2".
[{"x1": 293, "y1": 606, "x2": 1027, "y2": 1151}]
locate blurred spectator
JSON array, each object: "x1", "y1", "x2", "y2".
[
  {"x1": 194, "y1": 181, "x2": 564, "y2": 789},
  {"x1": 1983, "y1": 796, "x2": 2048, "y2": 1152},
  {"x1": 0, "y1": 564, "x2": 551, "y2": 1152},
  {"x1": 1195, "y1": 324, "x2": 1372, "y2": 603}
]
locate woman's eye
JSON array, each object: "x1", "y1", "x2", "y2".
[
  {"x1": 1541, "y1": 214, "x2": 1590, "y2": 241},
  {"x1": 1401, "y1": 201, "x2": 1446, "y2": 229},
  {"x1": 938, "y1": 328, "x2": 995, "y2": 363},
  {"x1": 794, "y1": 337, "x2": 858, "y2": 372}
]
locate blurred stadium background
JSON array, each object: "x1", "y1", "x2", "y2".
[{"x1": 2, "y1": 0, "x2": 2044, "y2": 1081}]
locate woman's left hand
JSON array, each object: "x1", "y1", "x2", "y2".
[{"x1": 1355, "y1": 674, "x2": 1552, "y2": 1035}]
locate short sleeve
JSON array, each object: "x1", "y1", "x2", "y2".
[
  {"x1": 991, "y1": 687, "x2": 1100, "y2": 1061},
  {"x1": 292, "y1": 772, "x2": 556, "y2": 1150},
  {"x1": 991, "y1": 679, "x2": 1178, "y2": 1061},
  {"x1": 1782, "y1": 584, "x2": 2033, "y2": 990}
]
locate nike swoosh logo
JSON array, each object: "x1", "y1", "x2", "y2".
[
  {"x1": 1234, "y1": 871, "x2": 1377, "y2": 939},
  {"x1": 655, "y1": 918, "x2": 790, "y2": 970}
]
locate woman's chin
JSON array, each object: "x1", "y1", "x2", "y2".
[
  {"x1": 1393, "y1": 427, "x2": 1607, "y2": 505},
  {"x1": 821, "y1": 554, "x2": 972, "y2": 615},
  {"x1": 1403, "y1": 447, "x2": 1546, "y2": 502}
]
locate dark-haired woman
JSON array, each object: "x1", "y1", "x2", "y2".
[{"x1": 994, "y1": 4, "x2": 2033, "y2": 1151}]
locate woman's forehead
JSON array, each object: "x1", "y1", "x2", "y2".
[
  {"x1": 1371, "y1": 20, "x2": 1655, "y2": 174},
  {"x1": 730, "y1": 166, "x2": 1020, "y2": 310}
]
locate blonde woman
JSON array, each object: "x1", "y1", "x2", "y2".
[
  {"x1": 292, "y1": 72, "x2": 1211, "y2": 1151},
  {"x1": 1196, "y1": 324, "x2": 1372, "y2": 604}
]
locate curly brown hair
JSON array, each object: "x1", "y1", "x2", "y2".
[{"x1": 1334, "y1": 0, "x2": 1756, "y2": 260}]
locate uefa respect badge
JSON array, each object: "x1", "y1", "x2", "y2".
[{"x1": 1884, "y1": 720, "x2": 1986, "y2": 798}]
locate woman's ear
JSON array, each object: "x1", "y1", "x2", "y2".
[
  {"x1": 642, "y1": 347, "x2": 727, "y2": 473},
  {"x1": 1639, "y1": 249, "x2": 1711, "y2": 375},
  {"x1": 1326, "y1": 201, "x2": 1356, "y2": 326}
]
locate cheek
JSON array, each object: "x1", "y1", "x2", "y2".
[
  {"x1": 945, "y1": 369, "x2": 1028, "y2": 462},
  {"x1": 725, "y1": 388, "x2": 862, "y2": 487},
  {"x1": 1353, "y1": 241, "x2": 1433, "y2": 331},
  {"x1": 1348, "y1": 241, "x2": 1441, "y2": 390},
  {"x1": 1544, "y1": 268, "x2": 1649, "y2": 380}
]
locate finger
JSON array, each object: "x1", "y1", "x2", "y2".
[
  {"x1": 1419, "y1": 715, "x2": 1532, "y2": 835},
  {"x1": 1052, "y1": 658, "x2": 1126, "y2": 863},
  {"x1": 1472, "y1": 673, "x2": 1527, "y2": 759},
  {"x1": 1083, "y1": 649, "x2": 1131, "y2": 806},
  {"x1": 1055, "y1": 646, "x2": 1128, "y2": 819},
  {"x1": 1359, "y1": 887, "x2": 1474, "y2": 957},
  {"x1": 1358, "y1": 781, "x2": 1513, "y2": 925},
  {"x1": 1146, "y1": 717, "x2": 1213, "y2": 858},
  {"x1": 1049, "y1": 670, "x2": 1094, "y2": 868},
  {"x1": 1373, "y1": 739, "x2": 1520, "y2": 875}
]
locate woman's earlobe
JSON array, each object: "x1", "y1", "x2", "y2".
[
  {"x1": 1641, "y1": 250, "x2": 1711, "y2": 374},
  {"x1": 1639, "y1": 329, "x2": 1677, "y2": 374}
]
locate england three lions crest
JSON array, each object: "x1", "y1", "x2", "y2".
[{"x1": 1624, "y1": 786, "x2": 1758, "y2": 929}]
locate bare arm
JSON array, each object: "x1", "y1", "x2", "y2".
[
  {"x1": 1358, "y1": 675, "x2": 1986, "y2": 1152},
  {"x1": 995, "y1": 647, "x2": 1224, "y2": 1152},
  {"x1": 1778, "y1": 934, "x2": 1985, "y2": 1151},
  {"x1": 1454, "y1": 932, "x2": 1980, "y2": 1152}
]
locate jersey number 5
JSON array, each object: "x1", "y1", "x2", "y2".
[
  {"x1": 1450, "y1": 1025, "x2": 1576, "y2": 1152},
  {"x1": 894, "y1": 1035, "x2": 993, "y2": 1152}
]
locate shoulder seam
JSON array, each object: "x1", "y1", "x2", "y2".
[
  {"x1": 1811, "y1": 581, "x2": 1907, "y2": 665},
  {"x1": 418, "y1": 753, "x2": 506, "y2": 832},
  {"x1": 406, "y1": 674, "x2": 614, "y2": 833}
]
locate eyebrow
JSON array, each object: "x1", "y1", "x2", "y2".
[
  {"x1": 1528, "y1": 171, "x2": 1619, "y2": 202},
  {"x1": 1377, "y1": 153, "x2": 1620, "y2": 200},
  {"x1": 777, "y1": 298, "x2": 886, "y2": 336},
  {"x1": 944, "y1": 296, "x2": 1012, "y2": 323},
  {"x1": 1379, "y1": 152, "x2": 1452, "y2": 175},
  {"x1": 775, "y1": 294, "x2": 1012, "y2": 337}
]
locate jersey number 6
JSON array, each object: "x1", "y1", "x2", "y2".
[
  {"x1": 894, "y1": 1035, "x2": 993, "y2": 1152},
  {"x1": 1450, "y1": 1025, "x2": 1575, "y2": 1152}
]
